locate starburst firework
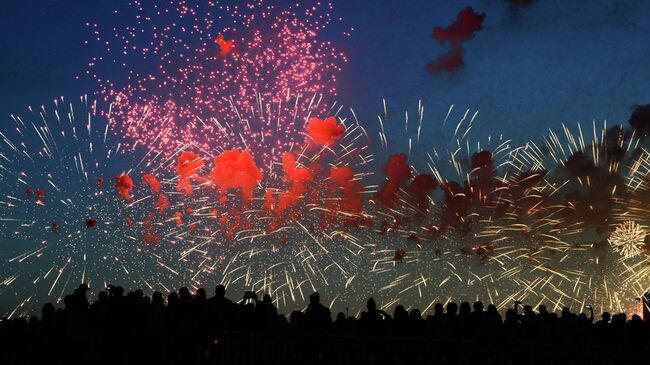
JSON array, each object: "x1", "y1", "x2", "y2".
[{"x1": 608, "y1": 221, "x2": 647, "y2": 258}]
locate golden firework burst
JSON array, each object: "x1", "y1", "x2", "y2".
[{"x1": 608, "y1": 221, "x2": 647, "y2": 258}]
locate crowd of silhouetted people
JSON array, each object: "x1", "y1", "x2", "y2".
[{"x1": 1, "y1": 284, "x2": 649, "y2": 364}]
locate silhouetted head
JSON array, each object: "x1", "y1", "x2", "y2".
[
  {"x1": 179, "y1": 287, "x2": 190, "y2": 301},
  {"x1": 41, "y1": 303, "x2": 55, "y2": 320},
  {"x1": 487, "y1": 304, "x2": 498, "y2": 314},
  {"x1": 561, "y1": 307, "x2": 571, "y2": 317},
  {"x1": 64, "y1": 295, "x2": 72, "y2": 309},
  {"x1": 409, "y1": 309, "x2": 422, "y2": 320},
  {"x1": 394, "y1": 305, "x2": 407, "y2": 320},
  {"x1": 196, "y1": 288, "x2": 206, "y2": 300},
  {"x1": 367, "y1": 297, "x2": 377, "y2": 312},
  {"x1": 152, "y1": 291, "x2": 163, "y2": 304},
  {"x1": 263, "y1": 294, "x2": 272, "y2": 304},
  {"x1": 290, "y1": 310, "x2": 305, "y2": 324},
  {"x1": 168, "y1": 292, "x2": 179, "y2": 305},
  {"x1": 309, "y1": 292, "x2": 320, "y2": 305},
  {"x1": 473, "y1": 301, "x2": 484, "y2": 312},
  {"x1": 336, "y1": 312, "x2": 346, "y2": 322},
  {"x1": 459, "y1": 302, "x2": 471, "y2": 315},
  {"x1": 506, "y1": 308, "x2": 518, "y2": 322},
  {"x1": 538, "y1": 305, "x2": 548, "y2": 314},
  {"x1": 446, "y1": 302, "x2": 458, "y2": 315},
  {"x1": 434, "y1": 303, "x2": 444, "y2": 314},
  {"x1": 78, "y1": 283, "x2": 89, "y2": 293},
  {"x1": 523, "y1": 305, "x2": 533, "y2": 315},
  {"x1": 215, "y1": 284, "x2": 226, "y2": 298},
  {"x1": 115, "y1": 286, "x2": 124, "y2": 297},
  {"x1": 98, "y1": 291, "x2": 108, "y2": 302},
  {"x1": 601, "y1": 312, "x2": 611, "y2": 322},
  {"x1": 277, "y1": 314, "x2": 288, "y2": 325}
]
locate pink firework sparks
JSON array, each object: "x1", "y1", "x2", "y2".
[{"x1": 82, "y1": 0, "x2": 350, "y2": 169}]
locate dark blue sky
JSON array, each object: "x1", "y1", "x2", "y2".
[
  {"x1": 336, "y1": 0, "x2": 650, "y2": 150},
  {"x1": 2, "y1": 0, "x2": 649, "y2": 151}
]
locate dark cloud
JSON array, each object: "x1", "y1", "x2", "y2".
[
  {"x1": 427, "y1": 7, "x2": 486, "y2": 75},
  {"x1": 629, "y1": 104, "x2": 650, "y2": 138},
  {"x1": 432, "y1": 7, "x2": 486, "y2": 42},
  {"x1": 426, "y1": 44, "x2": 464, "y2": 75},
  {"x1": 406, "y1": 174, "x2": 438, "y2": 217}
]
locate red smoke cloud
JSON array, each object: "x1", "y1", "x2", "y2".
[
  {"x1": 176, "y1": 151, "x2": 204, "y2": 195},
  {"x1": 262, "y1": 189, "x2": 275, "y2": 213},
  {"x1": 377, "y1": 154, "x2": 413, "y2": 208},
  {"x1": 142, "y1": 174, "x2": 161, "y2": 194},
  {"x1": 433, "y1": 7, "x2": 486, "y2": 42},
  {"x1": 328, "y1": 166, "x2": 363, "y2": 223},
  {"x1": 143, "y1": 233, "x2": 161, "y2": 245},
  {"x1": 97, "y1": 177, "x2": 104, "y2": 191},
  {"x1": 155, "y1": 194, "x2": 170, "y2": 215},
  {"x1": 306, "y1": 116, "x2": 345, "y2": 146},
  {"x1": 52, "y1": 222, "x2": 59, "y2": 234},
  {"x1": 35, "y1": 189, "x2": 45, "y2": 205},
  {"x1": 427, "y1": 7, "x2": 486, "y2": 75},
  {"x1": 426, "y1": 44, "x2": 463, "y2": 75},
  {"x1": 113, "y1": 174, "x2": 134, "y2": 200},
  {"x1": 85, "y1": 219, "x2": 97, "y2": 228},
  {"x1": 393, "y1": 249, "x2": 406, "y2": 262},
  {"x1": 209, "y1": 149, "x2": 262, "y2": 205},
  {"x1": 432, "y1": 151, "x2": 498, "y2": 237},
  {"x1": 406, "y1": 174, "x2": 438, "y2": 216},
  {"x1": 174, "y1": 211, "x2": 183, "y2": 227},
  {"x1": 26, "y1": 188, "x2": 46, "y2": 205},
  {"x1": 142, "y1": 212, "x2": 160, "y2": 245},
  {"x1": 215, "y1": 33, "x2": 233, "y2": 56},
  {"x1": 276, "y1": 153, "x2": 314, "y2": 217}
]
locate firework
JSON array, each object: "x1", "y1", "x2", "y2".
[
  {"x1": 0, "y1": 97, "x2": 168, "y2": 316},
  {"x1": 2, "y1": 93, "x2": 649, "y2": 318},
  {"x1": 497, "y1": 121, "x2": 650, "y2": 312},
  {"x1": 158, "y1": 102, "x2": 376, "y2": 312},
  {"x1": 608, "y1": 221, "x2": 646, "y2": 259},
  {"x1": 359, "y1": 101, "x2": 531, "y2": 313},
  {"x1": 83, "y1": 0, "x2": 351, "y2": 167},
  {"x1": 361, "y1": 102, "x2": 650, "y2": 315}
]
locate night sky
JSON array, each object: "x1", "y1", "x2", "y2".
[{"x1": 1, "y1": 0, "x2": 650, "y2": 316}]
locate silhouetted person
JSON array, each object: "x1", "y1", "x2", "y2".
[
  {"x1": 255, "y1": 294, "x2": 278, "y2": 329},
  {"x1": 393, "y1": 305, "x2": 408, "y2": 322},
  {"x1": 304, "y1": 292, "x2": 331, "y2": 328},
  {"x1": 595, "y1": 312, "x2": 611, "y2": 327},
  {"x1": 207, "y1": 284, "x2": 236, "y2": 330},
  {"x1": 360, "y1": 298, "x2": 383, "y2": 322},
  {"x1": 5, "y1": 283, "x2": 650, "y2": 365}
]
